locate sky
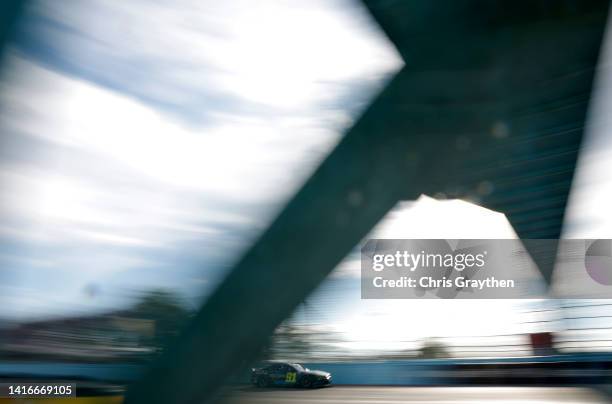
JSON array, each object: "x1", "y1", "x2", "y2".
[
  {"x1": 0, "y1": 0, "x2": 401, "y2": 320},
  {"x1": 1, "y1": 0, "x2": 612, "y2": 355},
  {"x1": 304, "y1": 197, "x2": 542, "y2": 354}
]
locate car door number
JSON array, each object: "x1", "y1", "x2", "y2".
[{"x1": 285, "y1": 372, "x2": 296, "y2": 383}]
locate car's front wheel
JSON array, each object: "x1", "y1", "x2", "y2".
[
  {"x1": 256, "y1": 376, "x2": 269, "y2": 388},
  {"x1": 299, "y1": 377, "x2": 313, "y2": 388}
]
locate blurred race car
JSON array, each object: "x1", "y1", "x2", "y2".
[{"x1": 251, "y1": 362, "x2": 331, "y2": 388}]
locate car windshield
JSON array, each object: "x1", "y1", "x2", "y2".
[{"x1": 292, "y1": 364, "x2": 305, "y2": 371}]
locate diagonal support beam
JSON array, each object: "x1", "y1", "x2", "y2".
[{"x1": 364, "y1": 0, "x2": 610, "y2": 282}]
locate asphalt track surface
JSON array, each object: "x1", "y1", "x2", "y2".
[{"x1": 222, "y1": 386, "x2": 611, "y2": 404}]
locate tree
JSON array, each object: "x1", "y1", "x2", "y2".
[
  {"x1": 131, "y1": 289, "x2": 191, "y2": 351},
  {"x1": 417, "y1": 339, "x2": 450, "y2": 359}
]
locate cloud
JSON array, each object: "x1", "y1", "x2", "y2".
[
  {"x1": 15, "y1": 0, "x2": 401, "y2": 126},
  {"x1": 0, "y1": 0, "x2": 400, "y2": 319}
]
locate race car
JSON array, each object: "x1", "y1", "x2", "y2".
[{"x1": 251, "y1": 362, "x2": 331, "y2": 388}]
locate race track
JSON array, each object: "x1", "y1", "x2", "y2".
[{"x1": 222, "y1": 386, "x2": 610, "y2": 404}]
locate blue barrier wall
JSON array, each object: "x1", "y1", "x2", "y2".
[
  {"x1": 300, "y1": 361, "x2": 445, "y2": 385},
  {"x1": 2, "y1": 353, "x2": 612, "y2": 386},
  {"x1": 0, "y1": 362, "x2": 143, "y2": 382}
]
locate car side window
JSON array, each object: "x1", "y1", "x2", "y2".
[{"x1": 279, "y1": 364, "x2": 295, "y2": 373}]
